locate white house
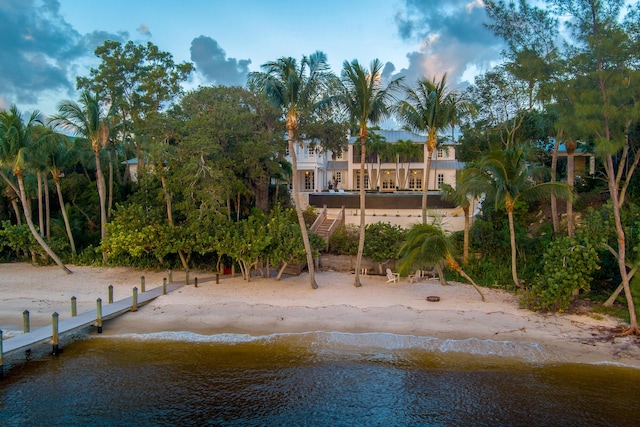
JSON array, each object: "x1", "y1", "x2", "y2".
[
  {"x1": 286, "y1": 129, "x2": 470, "y2": 231},
  {"x1": 287, "y1": 129, "x2": 465, "y2": 194}
]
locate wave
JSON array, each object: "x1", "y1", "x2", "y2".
[{"x1": 100, "y1": 330, "x2": 557, "y2": 363}]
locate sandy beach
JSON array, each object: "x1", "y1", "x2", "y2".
[{"x1": 1, "y1": 262, "x2": 639, "y2": 367}]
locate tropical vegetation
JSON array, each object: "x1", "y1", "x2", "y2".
[{"x1": 1, "y1": 1, "x2": 639, "y2": 334}]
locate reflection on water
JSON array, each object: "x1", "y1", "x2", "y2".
[{"x1": 1, "y1": 332, "x2": 639, "y2": 426}]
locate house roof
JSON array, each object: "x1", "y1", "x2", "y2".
[
  {"x1": 432, "y1": 160, "x2": 465, "y2": 169},
  {"x1": 348, "y1": 129, "x2": 458, "y2": 145}
]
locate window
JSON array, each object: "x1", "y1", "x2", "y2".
[
  {"x1": 381, "y1": 170, "x2": 395, "y2": 189},
  {"x1": 304, "y1": 170, "x2": 314, "y2": 190},
  {"x1": 355, "y1": 171, "x2": 369, "y2": 190},
  {"x1": 285, "y1": 145, "x2": 290, "y2": 156},
  {"x1": 409, "y1": 170, "x2": 422, "y2": 189},
  {"x1": 437, "y1": 173, "x2": 444, "y2": 188},
  {"x1": 437, "y1": 148, "x2": 445, "y2": 158},
  {"x1": 334, "y1": 172, "x2": 342, "y2": 184}
]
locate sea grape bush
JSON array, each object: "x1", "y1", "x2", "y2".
[{"x1": 521, "y1": 236, "x2": 599, "y2": 312}]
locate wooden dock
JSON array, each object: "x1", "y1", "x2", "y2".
[{"x1": 1, "y1": 281, "x2": 184, "y2": 359}]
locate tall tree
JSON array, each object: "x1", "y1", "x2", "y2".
[
  {"x1": 397, "y1": 74, "x2": 469, "y2": 222},
  {"x1": 461, "y1": 146, "x2": 570, "y2": 288},
  {"x1": 546, "y1": 0, "x2": 640, "y2": 333},
  {"x1": 0, "y1": 106, "x2": 71, "y2": 273},
  {"x1": 249, "y1": 52, "x2": 335, "y2": 289},
  {"x1": 326, "y1": 59, "x2": 403, "y2": 287},
  {"x1": 50, "y1": 91, "x2": 117, "y2": 262},
  {"x1": 440, "y1": 169, "x2": 480, "y2": 266},
  {"x1": 77, "y1": 40, "x2": 193, "y2": 174}
]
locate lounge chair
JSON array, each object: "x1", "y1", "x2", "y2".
[
  {"x1": 386, "y1": 268, "x2": 399, "y2": 283},
  {"x1": 408, "y1": 270, "x2": 422, "y2": 283}
]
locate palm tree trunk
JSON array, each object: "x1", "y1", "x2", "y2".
[
  {"x1": 463, "y1": 205, "x2": 470, "y2": 265},
  {"x1": 422, "y1": 144, "x2": 434, "y2": 224},
  {"x1": 54, "y1": 177, "x2": 76, "y2": 257},
  {"x1": 354, "y1": 132, "x2": 367, "y2": 287},
  {"x1": 95, "y1": 149, "x2": 108, "y2": 263},
  {"x1": 449, "y1": 257, "x2": 485, "y2": 301},
  {"x1": 37, "y1": 170, "x2": 44, "y2": 237},
  {"x1": 11, "y1": 198, "x2": 22, "y2": 224},
  {"x1": 507, "y1": 208, "x2": 521, "y2": 289},
  {"x1": 289, "y1": 131, "x2": 318, "y2": 289},
  {"x1": 108, "y1": 149, "x2": 114, "y2": 218},
  {"x1": 44, "y1": 174, "x2": 51, "y2": 240},
  {"x1": 17, "y1": 176, "x2": 71, "y2": 274}
]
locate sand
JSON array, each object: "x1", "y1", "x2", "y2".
[{"x1": 1, "y1": 262, "x2": 639, "y2": 367}]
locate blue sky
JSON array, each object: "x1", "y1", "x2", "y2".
[{"x1": 2, "y1": 0, "x2": 504, "y2": 117}]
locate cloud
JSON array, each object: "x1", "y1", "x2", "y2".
[
  {"x1": 393, "y1": 0, "x2": 503, "y2": 87},
  {"x1": 0, "y1": 0, "x2": 127, "y2": 110},
  {"x1": 138, "y1": 24, "x2": 151, "y2": 37},
  {"x1": 190, "y1": 36, "x2": 251, "y2": 86}
]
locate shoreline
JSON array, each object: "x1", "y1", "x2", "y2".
[{"x1": 1, "y1": 263, "x2": 639, "y2": 368}]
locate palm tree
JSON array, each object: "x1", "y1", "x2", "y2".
[
  {"x1": 248, "y1": 52, "x2": 333, "y2": 289},
  {"x1": 398, "y1": 223, "x2": 485, "y2": 301},
  {"x1": 395, "y1": 139, "x2": 422, "y2": 188},
  {"x1": 0, "y1": 106, "x2": 71, "y2": 273},
  {"x1": 461, "y1": 146, "x2": 571, "y2": 288},
  {"x1": 440, "y1": 169, "x2": 479, "y2": 265},
  {"x1": 42, "y1": 132, "x2": 78, "y2": 257},
  {"x1": 397, "y1": 74, "x2": 470, "y2": 223},
  {"x1": 328, "y1": 59, "x2": 403, "y2": 287},
  {"x1": 50, "y1": 91, "x2": 116, "y2": 263}
]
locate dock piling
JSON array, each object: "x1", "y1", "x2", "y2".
[
  {"x1": 96, "y1": 298, "x2": 103, "y2": 333},
  {"x1": 71, "y1": 296, "x2": 77, "y2": 317},
  {"x1": 194, "y1": 277, "x2": 198, "y2": 288},
  {"x1": 108, "y1": 285, "x2": 113, "y2": 304},
  {"x1": 141, "y1": 276, "x2": 145, "y2": 293},
  {"x1": 216, "y1": 273, "x2": 219, "y2": 284},
  {"x1": 162, "y1": 278, "x2": 167, "y2": 295},
  {"x1": 52, "y1": 312, "x2": 60, "y2": 355},
  {"x1": 23, "y1": 310, "x2": 30, "y2": 333},
  {"x1": 132, "y1": 287, "x2": 138, "y2": 312}
]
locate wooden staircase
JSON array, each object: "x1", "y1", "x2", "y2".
[
  {"x1": 282, "y1": 206, "x2": 345, "y2": 276},
  {"x1": 311, "y1": 205, "x2": 346, "y2": 246}
]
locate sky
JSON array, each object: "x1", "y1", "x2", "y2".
[{"x1": 1, "y1": 0, "x2": 504, "y2": 120}]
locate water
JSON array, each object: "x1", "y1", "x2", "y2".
[{"x1": 1, "y1": 332, "x2": 639, "y2": 426}]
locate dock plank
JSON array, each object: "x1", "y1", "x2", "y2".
[{"x1": 2, "y1": 282, "x2": 183, "y2": 357}]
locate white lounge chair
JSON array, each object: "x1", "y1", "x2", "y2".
[
  {"x1": 408, "y1": 270, "x2": 422, "y2": 283},
  {"x1": 386, "y1": 268, "x2": 399, "y2": 283}
]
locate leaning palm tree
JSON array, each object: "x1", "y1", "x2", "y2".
[
  {"x1": 0, "y1": 106, "x2": 71, "y2": 273},
  {"x1": 248, "y1": 52, "x2": 334, "y2": 289},
  {"x1": 327, "y1": 59, "x2": 403, "y2": 287},
  {"x1": 398, "y1": 223, "x2": 485, "y2": 301},
  {"x1": 397, "y1": 74, "x2": 471, "y2": 223},
  {"x1": 461, "y1": 146, "x2": 571, "y2": 289},
  {"x1": 50, "y1": 91, "x2": 116, "y2": 263},
  {"x1": 440, "y1": 171, "x2": 476, "y2": 266}
]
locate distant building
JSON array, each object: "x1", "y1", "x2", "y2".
[
  {"x1": 286, "y1": 129, "x2": 470, "y2": 231},
  {"x1": 287, "y1": 129, "x2": 465, "y2": 194}
]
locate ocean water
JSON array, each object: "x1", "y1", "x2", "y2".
[{"x1": 1, "y1": 332, "x2": 639, "y2": 426}]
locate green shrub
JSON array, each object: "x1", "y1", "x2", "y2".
[
  {"x1": 521, "y1": 236, "x2": 599, "y2": 312},
  {"x1": 329, "y1": 224, "x2": 359, "y2": 256}
]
